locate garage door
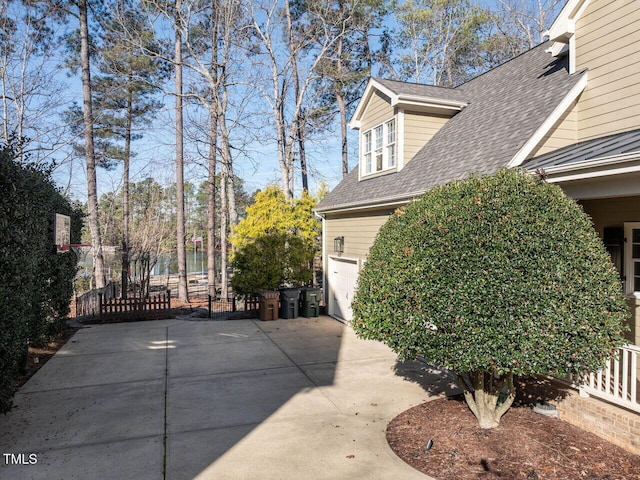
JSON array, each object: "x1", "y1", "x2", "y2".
[{"x1": 328, "y1": 257, "x2": 359, "y2": 321}]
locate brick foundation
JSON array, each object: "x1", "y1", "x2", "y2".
[{"x1": 553, "y1": 391, "x2": 640, "y2": 456}]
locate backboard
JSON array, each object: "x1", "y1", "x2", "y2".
[{"x1": 54, "y1": 213, "x2": 71, "y2": 250}]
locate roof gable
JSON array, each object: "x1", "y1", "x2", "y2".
[
  {"x1": 318, "y1": 43, "x2": 586, "y2": 213},
  {"x1": 349, "y1": 78, "x2": 468, "y2": 129}
]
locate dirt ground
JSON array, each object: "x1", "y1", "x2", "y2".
[
  {"x1": 387, "y1": 396, "x2": 640, "y2": 479},
  {"x1": 12, "y1": 327, "x2": 78, "y2": 393}
]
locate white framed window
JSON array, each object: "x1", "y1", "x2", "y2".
[
  {"x1": 387, "y1": 118, "x2": 396, "y2": 167},
  {"x1": 361, "y1": 118, "x2": 397, "y2": 176},
  {"x1": 375, "y1": 125, "x2": 383, "y2": 171},
  {"x1": 363, "y1": 131, "x2": 372, "y2": 174},
  {"x1": 625, "y1": 222, "x2": 640, "y2": 297}
]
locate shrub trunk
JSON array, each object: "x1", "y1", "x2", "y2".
[{"x1": 457, "y1": 370, "x2": 515, "y2": 429}]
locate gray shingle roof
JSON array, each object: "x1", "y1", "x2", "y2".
[
  {"x1": 317, "y1": 42, "x2": 586, "y2": 212},
  {"x1": 373, "y1": 78, "x2": 470, "y2": 103},
  {"x1": 523, "y1": 128, "x2": 640, "y2": 170}
]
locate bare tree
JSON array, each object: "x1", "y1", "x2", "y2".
[
  {"x1": 78, "y1": 0, "x2": 107, "y2": 288},
  {"x1": 383, "y1": 0, "x2": 504, "y2": 86},
  {"x1": 96, "y1": 1, "x2": 165, "y2": 297},
  {"x1": 493, "y1": 0, "x2": 564, "y2": 49},
  {"x1": 0, "y1": 0, "x2": 71, "y2": 165},
  {"x1": 246, "y1": 0, "x2": 350, "y2": 198},
  {"x1": 166, "y1": 0, "x2": 249, "y2": 294},
  {"x1": 310, "y1": 0, "x2": 384, "y2": 179},
  {"x1": 173, "y1": 0, "x2": 189, "y2": 301}
]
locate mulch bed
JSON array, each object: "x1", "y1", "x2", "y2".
[{"x1": 387, "y1": 396, "x2": 640, "y2": 479}]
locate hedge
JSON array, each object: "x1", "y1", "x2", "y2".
[{"x1": 0, "y1": 143, "x2": 82, "y2": 412}]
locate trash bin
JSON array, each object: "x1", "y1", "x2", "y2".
[
  {"x1": 259, "y1": 290, "x2": 279, "y2": 321},
  {"x1": 279, "y1": 288, "x2": 301, "y2": 319},
  {"x1": 300, "y1": 288, "x2": 321, "y2": 318}
]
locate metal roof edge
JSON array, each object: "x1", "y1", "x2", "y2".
[{"x1": 315, "y1": 195, "x2": 417, "y2": 215}]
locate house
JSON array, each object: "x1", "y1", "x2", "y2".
[{"x1": 316, "y1": 0, "x2": 640, "y2": 453}]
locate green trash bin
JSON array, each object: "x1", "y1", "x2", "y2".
[{"x1": 300, "y1": 288, "x2": 321, "y2": 318}]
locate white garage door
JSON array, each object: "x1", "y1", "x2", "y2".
[{"x1": 328, "y1": 257, "x2": 359, "y2": 321}]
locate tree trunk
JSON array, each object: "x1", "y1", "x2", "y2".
[
  {"x1": 335, "y1": 33, "x2": 349, "y2": 178},
  {"x1": 297, "y1": 109, "x2": 308, "y2": 193},
  {"x1": 337, "y1": 90, "x2": 348, "y2": 178},
  {"x1": 79, "y1": 0, "x2": 106, "y2": 289},
  {"x1": 457, "y1": 370, "x2": 515, "y2": 429},
  {"x1": 121, "y1": 76, "x2": 133, "y2": 298},
  {"x1": 174, "y1": 0, "x2": 189, "y2": 302},
  {"x1": 207, "y1": 106, "x2": 217, "y2": 288},
  {"x1": 219, "y1": 169, "x2": 228, "y2": 299},
  {"x1": 207, "y1": 4, "x2": 219, "y2": 289}
]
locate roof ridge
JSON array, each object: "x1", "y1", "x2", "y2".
[
  {"x1": 373, "y1": 77, "x2": 457, "y2": 91},
  {"x1": 455, "y1": 41, "x2": 551, "y2": 91}
]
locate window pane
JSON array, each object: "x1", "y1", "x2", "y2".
[
  {"x1": 633, "y1": 229, "x2": 640, "y2": 243},
  {"x1": 376, "y1": 153, "x2": 383, "y2": 171},
  {"x1": 364, "y1": 131, "x2": 372, "y2": 152},
  {"x1": 388, "y1": 144, "x2": 395, "y2": 166},
  {"x1": 387, "y1": 119, "x2": 395, "y2": 144},
  {"x1": 375, "y1": 125, "x2": 383, "y2": 149},
  {"x1": 633, "y1": 245, "x2": 640, "y2": 259},
  {"x1": 635, "y1": 262, "x2": 640, "y2": 276},
  {"x1": 365, "y1": 153, "x2": 371, "y2": 173},
  {"x1": 635, "y1": 275, "x2": 640, "y2": 292}
]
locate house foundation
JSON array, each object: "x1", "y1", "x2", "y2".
[{"x1": 554, "y1": 391, "x2": 640, "y2": 456}]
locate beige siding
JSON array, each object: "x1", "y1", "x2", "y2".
[
  {"x1": 580, "y1": 196, "x2": 640, "y2": 235},
  {"x1": 361, "y1": 91, "x2": 394, "y2": 133},
  {"x1": 530, "y1": 102, "x2": 578, "y2": 157},
  {"x1": 403, "y1": 111, "x2": 449, "y2": 165},
  {"x1": 579, "y1": 196, "x2": 640, "y2": 345},
  {"x1": 575, "y1": 0, "x2": 640, "y2": 139},
  {"x1": 324, "y1": 209, "x2": 394, "y2": 262}
]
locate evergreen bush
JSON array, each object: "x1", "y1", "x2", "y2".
[
  {"x1": 0, "y1": 143, "x2": 82, "y2": 412},
  {"x1": 352, "y1": 168, "x2": 628, "y2": 428},
  {"x1": 231, "y1": 186, "x2": 319, "y2": 295}
]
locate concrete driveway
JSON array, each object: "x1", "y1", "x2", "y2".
[{"x1": 0, "y1": 316, "x2": 457, "y2": 479}]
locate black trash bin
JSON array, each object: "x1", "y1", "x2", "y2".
[
  {"x1": 279, "y1": 288, "x2": 301, "y2": 319},
  {"x1": 300, "y1": 288, "x2": 321, "y2": 318}
]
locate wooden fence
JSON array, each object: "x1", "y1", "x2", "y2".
[
  {"x1": 99, "y1": 290, "x2": 171, "y2": 321},
  {"x1": 75, "y1": 281, "x2": 118, "y2": 317}
]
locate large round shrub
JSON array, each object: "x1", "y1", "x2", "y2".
[{"x1": 352, "y1": 168, "x2": 628, "y2": 428}]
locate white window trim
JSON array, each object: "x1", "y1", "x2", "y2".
[
  {"x1": 360, "y1": 118, "x2": 397, "y2": 178},
  {"x1": 387, "y1": 118, "x2": 396, "y2": 168},
  {"x1": 363, "y1": 131, "x2": 372, "y2": 174},
  {"x1": 625, "y1": 222, "x2": 640, "y2": 297}
]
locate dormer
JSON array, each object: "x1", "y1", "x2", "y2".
[
  {"x1": 349, "y1": 78, "x2": 468, "y2": 181},
  {"x1": 544, "y1": 0, "x2": 592, "y2": 74},
  {"x1": 545, "y1": 0, "x2": 640, "y2": 141}
]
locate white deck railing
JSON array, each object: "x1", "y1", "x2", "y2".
[{"x1": 576, "y1": 344, "x2": 640, "y2": 414}]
